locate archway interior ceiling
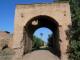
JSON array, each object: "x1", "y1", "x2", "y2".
[
  {"x1": 23, "y1": 15, "x2": 61, "y2": 57},
  {"x1": 24, "y1": 15, "x2": 59, "y2": 38}
]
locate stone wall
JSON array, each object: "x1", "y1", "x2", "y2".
[
  {"x1": 9, "y1": 2, "x2": 72, "y2": 60},
  {"x1": 0, "y1": 31, "x2": 13, "y2": 50}
]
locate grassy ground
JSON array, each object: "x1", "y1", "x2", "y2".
[{"x1": 0, "y1": 48, "x2": 14, "y2": 60}]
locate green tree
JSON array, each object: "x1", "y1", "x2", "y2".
[
  {"x1": 68, "y1": 0, "x2": 80, "y2": 60},
  {"x1": 32, "y1": 36, "x2": 44, "y2": 50},
  {"x1": 57, "y1": 0, "x2": 80, "y2": 60}
]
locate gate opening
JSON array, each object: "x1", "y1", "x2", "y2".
[
  {"x1": 23, "y1": 15, "x2": 61, "y2": 58},
  {"x1": 32, "y1": 27, "x2": 53, "y2": 50}
]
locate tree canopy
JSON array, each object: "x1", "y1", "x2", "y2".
[
  {"x1": 58, "y1": 0, "x2": 80, "y2": 60},
  {"x1": 32, "y1": 36, "x2": 44, "y2": 50}
]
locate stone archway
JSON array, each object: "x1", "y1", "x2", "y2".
[
  {"x1": 9, "y1": 2, "x2": 72, "y2": 60},
  {"x1": 23, "y1": 15, "x2": 61, "y2": 58}
]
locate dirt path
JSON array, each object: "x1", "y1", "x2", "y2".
[{"x1": 23, "y1": 50, "x2": 60, "y2": 60}]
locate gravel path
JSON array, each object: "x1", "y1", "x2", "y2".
[{"x1": 23, "y1": 50, "x2": 60, "y2": 60}]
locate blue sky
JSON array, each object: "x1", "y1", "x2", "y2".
[
  {"x1": 0, "y1": 0, "x2": 55, "y2": 42},
  {"x1": 0, "y1": 0, "x2": 55, "y2": 33},
  {"x1": 34, "y1": 27, "x2": 53, "y2": 43}
]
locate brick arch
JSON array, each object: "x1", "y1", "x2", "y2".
[
  {"x1": 10, "y1": 3, "x2": 71, "y2": 60},
  {"x1": 23, "y1": 15, "x2": 61, "y2": 58}
]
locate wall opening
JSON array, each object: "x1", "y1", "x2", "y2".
[
  {"x1": 32, "y1": 27, "x2": 53, "y2": 50},
  {"x1": 23, "y1": 15, "x2": 61, "y2": 58}
]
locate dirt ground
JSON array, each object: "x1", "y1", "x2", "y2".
[
  {"x1": 23, "y1": 50, "x2": 60, "y2": 60},
  {"x1": 0, "y1": 49, "x2": 60, "y2": 60}
]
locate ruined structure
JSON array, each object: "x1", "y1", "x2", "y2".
[
  {"x1": 0, "y1": 31, "x2": 12, "y2": 50},
  {"x1": 9, "y1": 2, "x2": 71, "y2": 60}
]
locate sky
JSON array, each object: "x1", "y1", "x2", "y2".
[
  {"x1": 0, "y1": 0, "x2": 55, "y2": 33},
  {"x1": 34, "y1": 27, "x2": 53, "y2": 43},
  {"x1": 0, "y1": 0, "x2": 55, "y2": 42}
]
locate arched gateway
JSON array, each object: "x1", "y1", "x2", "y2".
[
  {"x1": 9, "y1": 2, "x2": 71, "y2": 60},
  {"x1": 23, "y1": 15, "x2": 60, "y2": 57}
]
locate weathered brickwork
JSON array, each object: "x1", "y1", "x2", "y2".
[{"x1": 9, "y1": 2, "x2": 71, "y2": 60}]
